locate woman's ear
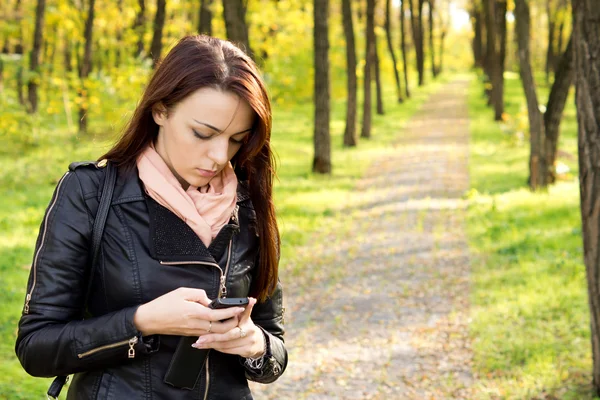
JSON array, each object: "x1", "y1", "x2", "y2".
[{"x1": 152, "y1": 103, "x2": 168, "y2": 126}]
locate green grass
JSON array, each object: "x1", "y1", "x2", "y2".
[
  {"x1": 0, "y1": 61, "x2": 449, "y2": 397},
  {"x1": 466, "y1": 71, "x2": 596, "y2": 399}
]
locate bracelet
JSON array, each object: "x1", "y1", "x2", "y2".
[{"x1": 244, "y1": 328, "x2": 268, "y2": 369}]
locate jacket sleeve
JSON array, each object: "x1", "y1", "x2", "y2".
[
  {"x1": 15, "y1": 170, "x2": 154, "y2": 378},
  {"x1": 243, "y1": 280, "x2": 287, "y2": 384}
]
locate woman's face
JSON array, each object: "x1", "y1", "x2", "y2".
[{"x1": 153, "y1": 87, "x2": 254, "y2": 189}]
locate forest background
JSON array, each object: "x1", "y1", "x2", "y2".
[{"x1": 2, "y1": 0, "x2": 600, "y2": 398}]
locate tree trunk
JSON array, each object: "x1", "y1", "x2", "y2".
[
  {"x1": 428, "y1": 0, "x2": 436, "y2": 77},
  {"x1": 222, "y1": 0, "x2": 253, "y2": 59},
  {"x1": 472, "y1": 6, "x2": 484, "y2": 68},
  {"x1": 79, "y1": 0, "x2": 96, "y2": 134},
  {"x1": 400, "y1": 0, "x2": 410, "y2": 98},
  {"x1": 313, "y1": 0, "x2": 331, "y2": 174},
  {"x1": 199, "y1": 0, "x2": 213, "y2": 35},
  {"x1": 385, "y1": 0, "x2": 402, "y2": 102},
  {"x1": 342, "y1": 0, "x2": 358, "y2": 147},
  {"x1": 515, "y1": 0, "x2": 547, "y2": 190},
  {"x1": 573, "y1": 0, "x2": 600, "y2": 394},
  {"x1": 374, "y1": 32, "x2": 384, "y2": 115},
  {"x1": 133, "y1": 0, "x2": 145, "y2": 57},
  {"x1": 409, "y1": 0, "x2": 425, "y2": 86},
  {"x1": 496, "y1": 0, "x2": 507, "y2": 118},
  {"x1": 544, "y1": 36, "x2": 574, "y2": 184},
  {"x1": 483, "y1": 0, "x2": 503, "y2": 120},
  {"x1": 546, "y1": 0, "x2": 556, "y2": 82},
  {"x1": 27, "y1": 0, "x2": 46, "y2": 114},
  {"x1": 150, "y1": 0, "x2": 166, "y2": 68},
  {"x1": 555, "y1": 17, "x2": 565, "y2": 71},
  {"x1": 361, "y1": 0, "x2": 375, "y2": 138},
  {"x1": 115, "y1": 0, "x2": 124, "y2": 67}
]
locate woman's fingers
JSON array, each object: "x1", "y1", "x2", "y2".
[{"x1": 237, "y1": 297, "x2": 257, "y2": 325}]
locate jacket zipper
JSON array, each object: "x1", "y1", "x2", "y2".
[
  {"x1": 220, "y1": 239, "x2": 234, "y2": 298},
  {"x1": 24, "y1": 172, "x2": 70, "y2": 314},
  {"x1": 77, "y1": 336, "x2": 138, "y2": 359},
  {"x1": 203, "y1": 354, "x2": 210, "y2": 400},
  {"x1": 159, "y1": 260, "x2": 227, "y2": 297}
]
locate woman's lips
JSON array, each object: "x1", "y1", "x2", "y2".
[{"x1": 197, "y1": 168, "x2": 217, "y2": 178}]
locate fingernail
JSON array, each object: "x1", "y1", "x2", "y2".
[
  {"x1": 196, "y1": 338, "x2": 206, "y2": 344},
  {"x1": 191, "y1": 343, "x2": 199, "y2": 349}
]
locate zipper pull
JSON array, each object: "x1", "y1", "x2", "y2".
[
  {"x1": 24, "y1": 294, "x2": 31, "y2": 314},
  {"x1": 232, "y1": 205, "x2": 239, "y2": 224},
  {"x1": 128, "y1": 336, "x2": 138, "y2": 358},
  {"x1": 220, "y1": 275, "x2": 227, "y2": 298}
]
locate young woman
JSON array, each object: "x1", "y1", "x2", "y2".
[{"x1": 15, "y1": 35, "x2": 287, "y2": 399}]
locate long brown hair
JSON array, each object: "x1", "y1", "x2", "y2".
[{"x1": 101, "y1": 35, "x2": 279, "y2": 301}]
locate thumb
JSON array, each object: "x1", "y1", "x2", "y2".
[
  {"x1": 178, "y1": 287, "x2": 210, "y2": 306},
  {"x1": 239, "y1": 297, "x2": 257, "y2": 325}
]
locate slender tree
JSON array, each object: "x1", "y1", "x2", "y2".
[
  {"x1": 78, "y1": 0, "x2": 96, "y2": 133},
  {"x1": 428, "y1": 0, "x2": 437, "y2": 77},
  {"x1": 342, "y1": 0, "x2": 358, "y2": 147},
  {"x1": 471, "y1": 2, "x2": 484, "y2": 68},
  {"x1": 385, "y1": 0, "x2": 403, "y2": 102},
  {"x1": 374, "y1": 32, "x2": 384, "y2": 115},
  {"x1": 361, "y1": 0, "x2": 376, "y2": 138},
  {"x1": 408, "y1": 0, "x2": 426, "y2": 86},
  {"x1": 150, "y1": 0, "x2": 166, "y2": 68},
  {"x1": 27, "y1": 0, "x2": 46, "y2": 113},
  {"x1": 483, "y1": 0, "x2": 503, "y2": 120},
  {"x1": 515, "y1": 0, "x2": 547, "y2": 189},
  {"x1": 313, "y1": 0, "x2": 331, "y2": 173},
  {"x1": 546, "y1": 0, "x2": 556, "y2": 82},
  {"x1": 222, "y1": 0, "x2": 253, "y2": 59},
  {"x1": 544, "y1": 36, "x2": 574, "y2": 183},
  {"x1": 400, "y1": 0, "x2": 410, "y2": 98},
  {"x1": 199, "y1": 0, "x2": 213, "y2": 35},
  {"x1": 573, "y1": 0, "x2": 600, "y2": 394},
  {"x1": 133, "y1": 0, "x2": 146, "y2": 57}
]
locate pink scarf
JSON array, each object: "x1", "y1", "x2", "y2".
[{"x1": 137, "y1": 146, "x2": 238, "y2": 247}]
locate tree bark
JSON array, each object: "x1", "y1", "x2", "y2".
[
  {"x1": 515, "y1": 0, "x2": 547, "y2": 190},
  {"x1": 222, "y1": 0, "x2": 253, "y2": 59},
  {"x1": 496, "y1": 0, "x2": 507, "y2": 118},
  {"x1": 385, "y1": 0, "x2": 402, "y2": 102},
  {"x1": 472, "y1": 5, "x2": 484, "y2": 68},
  {"x1": 483, "y1": 0, "x2": 503, "y2": 120},
  {"x1": 133, "y1": 0, "x2": 145, "y2": 57},
  {"x1": 199, "y1": 0, "x2": 213, "y2": 35},
  {"x1": 374, "y1": 32, "x2": 384, "y2": 115},
  {"x1": 150, "y1": 0, "x2": 166, "y2": 68},
  {"x1": 572, "y1": 0, "x2": 600, "y2": 394},
  {"x1": 313, "y1": 0, "x2": 331, "y2": 174},
  {"x1": 27, "y1": 0, "x2": 46, "y2": 114},
  {"x1": 78, "y1": 0, "x2": 95, "y2": 133},
  {"x1": 342, "y1": 0, "x2": 358, "y2": 147},
  {"x1": 400, "y1": 0, "x2": 410, "y2": 98},
  {"x1": 361, "y1": 0, "x2": 375, "y2": 138},
  {"x1": 428, "y1": 0, "x2": 436, "y2": 77},
  {"x1": 546, "y1": 0, "x2": 556, "y2": 82},
  {"x1": 409, "y1": 0, "x2": 425, "y2": 86},
  {"x1": 544, "y1": 36, "x2": 573, "y2": 183}
]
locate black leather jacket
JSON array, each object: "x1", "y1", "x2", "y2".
[{"x1": 15, "y1": 162, "x2": 287, "y2": 399}]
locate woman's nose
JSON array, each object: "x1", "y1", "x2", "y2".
[{"x1": 208, "y1": 137, "x2": 230, "y2": 166}]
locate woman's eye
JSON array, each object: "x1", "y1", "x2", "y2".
[
  {"x1": 230, "y1": 138, "x2": 244, "y2": 144},
  {"x1": 192, "y1": 130, "x2": 210, "y2": 140}
]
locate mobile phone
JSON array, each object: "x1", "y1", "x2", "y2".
[{"x1": 209, "y1": 297, "x2": 249, "y2": 309}]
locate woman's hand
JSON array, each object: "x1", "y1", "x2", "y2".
[
  {"x1": 133, "y1": 287, "x2": 245, "y2": 336},
  {"x1": 191, "y1": 297, "x2": 266, "y2": 359}
]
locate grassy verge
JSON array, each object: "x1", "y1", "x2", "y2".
[
  {"x1": 0, "y1": 69, "x2": 449, "y2": 397},
  {"x1": 466, "y1": 72, "x2": 596, "y2": 399}
]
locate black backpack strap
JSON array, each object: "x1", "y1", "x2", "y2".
[{"x1": 47, "y1": 160, "x2": 117, "y2": 399}]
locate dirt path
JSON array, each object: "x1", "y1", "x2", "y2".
[{"x1": 251, "y1": 79, "x2": 473, "y2": 399}]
